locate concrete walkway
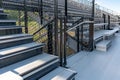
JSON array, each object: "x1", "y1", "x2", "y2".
[{"x1": 67, "y1": 33, "x2": 120, "y2": 80}]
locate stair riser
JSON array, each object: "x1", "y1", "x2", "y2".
[
  {"x1": 0, "y1": 38, "x2": 33, "y2": 49},
  {"x1": 0, "y1": 22, "x2": 16, "y2": 26},
  {"x1": 0, "y1": 15, "x2": 7, "y2": 19},
  {"x1": 0, "y1": 47, "x2": 43, "y2": 68},
  {"x1": 24, "y1": 61, "x2": 59, "y2": 80},
  {"x1": 0, "y1": 11, "x2": 4, "y2": 13},
  {"x1": 0, "y1": 28, "x2": 22, "y2": 36}
]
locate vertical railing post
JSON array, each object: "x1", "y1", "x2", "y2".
[
  {"x1": 108, "y1": 15, "x2": 110, "y2": 30},
  {"x1": 63, "y1": 0, "x2": 68, "y2": 66},
  {"x1": 103, "y1": 14, "x2": 106, "y2": 29},
  {"x1": 76, "y1": 26, "x2": 80, "y2": 52},
  {"x1": 18, "y1": 10, "x2": 21, "y2": 26},
  {"x1": 54, "y1": 0, "x2": 58, "y2": 56},
  {"x1": 0, "y1": 0, "x2": 2, "y2": 8},
  {"x1": 89, "y1": 0, "x2": 95, "y2": 51},
  {"x1": 80, "y1": 17, "x2": 84, "y2": 50},
  {"x1": 60, "y1": 17, "x2": 63, "y2": 66},
  {"x1": 24, "y1": 0, "x2": 28, "y2": 33},
  {"x1": 39, "y1": 0, "x2": 43, "y2": 25},
  {"x1": 47, "y1": 23, "x2": 53, "y2": 54}
]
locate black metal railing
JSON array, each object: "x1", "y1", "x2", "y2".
[{"x1": 1, "y1": 0, "x2": 119, "y2": 67}]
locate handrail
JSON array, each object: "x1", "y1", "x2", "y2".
[
  {"x1": 33, "y1": 19, "x2": 54, "y2": 36},
  {"x1": 94, "y1": 23, "x2": 108, "y2": 26},
  {"x1": 67, "y1": 21, "x2": 94, "y2": 32},
  {"x1": 72, "y1": 17, "x2": 82, "y2": 25}
]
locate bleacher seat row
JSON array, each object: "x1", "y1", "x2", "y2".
[{"x1": 0, "y1": 8, "x2": 77, "y2": 80}]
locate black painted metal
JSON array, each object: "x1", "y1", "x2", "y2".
[
  {"x1": 60, "y1": 17, "x2": 63, "y2": 66},
  {"x1": 103, "y1": 14, "x2": 106, "y2": 29},
  {"x1": 63, "y1": 0, "x2": 68, "y2": 66},
  {"x1": 33, "y1": 19, "x2": 54, "y2": 36},
  {"x1": 18, "y1": 10, "x2": 22, "y2": 26},
  {"x1": 24, "y1": 0, "x2": 28, "y2": 33},
  {"x1": 76, "y1": 27, "x2": 80, "y2": 52},
  {"x1": 47, "y1": 23, "x2": 53, "y2": 54},
  {"x1": 54, "y1": 0, "x2": 58, "y2": 56},
  {"x1": 108, "y1": 15, "x2": 110, "y2": 30},
  {"x1": 0, "y1": 0, "x2": 2, "y2": 8},
  {"x1": 40, "y1": 0, "x2": 43, "y2": 24},
  {"x1": 80, "y1": 17, "x2": 84, "y2": 50},
  {"x1": 88, "y1": 0, "x2": 95, "y2": 51}
]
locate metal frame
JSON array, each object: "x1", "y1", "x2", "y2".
[
  {"x1": 54, "y1": 0, "x2": 58, "y2": 56},
  {"x1": 47, "y1": 23, "x2": 53, "y2": 54},
  {"x1": 63, "y1": 0, "x2": 68, "y2": 66},
  {"x1": 103, "y1": 14, "x2": 106, "y2": 29},
  {"x1": 88, "y1": 0, "x2": 95, "y2": 51},
  {"x1": 108, "y1": 15, "x2": 110, "y2": 30},
  {"x1": 24, "y1": 0, "x2": 28, "y2": 33},
  {"x1": 0, "y1": 0, "x2": 2, "y2": 8},
  {"x1": 60, "y1": 17, "x2": 63, "y2": 66}
]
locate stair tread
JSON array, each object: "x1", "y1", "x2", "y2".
[
  {"x1": 0, "y1": 26, "x2": 21, "y2": 30},
  {"x1": 0, "y1": 42, "x2": 44, "y2": 57},
  {"x1": 0, "y1": 20, "x2": 16, "y2": 22},
  {"x1": 40, "y1": 67, "x2": 77, "y2": 80},
  {"x1": 0, "y1": 71, "x2": 23, "y2": 80},
  {"x1": 0, "y1": 36, "x2": 32, "y2": 44},
  {"x1": 0, "y1": 53, "x2": 58, "y2": 76},
  {"x1": 0, "y1": 34, "x2": 31, "y2": 40}
]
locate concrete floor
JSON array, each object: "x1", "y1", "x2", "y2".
[{"x1": 67, "y1": 33, "x2": 120, "y2": 80}]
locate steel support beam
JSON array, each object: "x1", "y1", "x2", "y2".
[
  {"x1": 0, "y1": 0, "x2": 2, "y2": 8},
  {"x1": 60, "y1": 17, "x2": 63, "y2": 66},
  {"x1": 24, "y1": 0, "x2": 28, "y2": 33},
  {"x1": 47, "y1": 23, "x2": 53, "y2": 54},
  {"x1": 54, "y1": 0, "x2": 58, "y2": 56},
  {"x1": 89, "y1": 0, "x2": 95, "y2": 51},
  {"x1": 80, "y1": 18, "x2": 84, "y2": 50},
  {"x1": 76, "y1": 27, "x2": 80, "y2": 52},
  {"x1": 40, "y1": 0, "x2": 43, "y2": 24},
  {"x1": 18, "y1": 10, "x2": 22, "y2": 26},
  {"x1": 108, "y1": 15, "x2": 110, "y2": 30},
  {"x1": 63, "y1": 0, "x2": 68, "y2": 66},
  {"x1": 103, "y1": 14, "x2": 106, "y2": 29}
]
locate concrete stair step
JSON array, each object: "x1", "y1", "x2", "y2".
[
  {"x1": 0, "y1": 42, "x2": 45, "y2": 68},
  {"x1": 0, "y1": 53, "x2": 59, "y2": 80},
  {"x1": 39, "y1": 67, "x2": 77, "y2": 80},
  {"x1": 0, "y1": 20, "x2": 16, "y2": 26},
  {"x1": 0, "y1": 34, "x2": 33, "y2": 49},
  {"x1": 0, "y1": 26, "x2": 22, "y2": 36}
]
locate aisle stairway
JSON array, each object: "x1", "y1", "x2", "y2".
[{"x1": 0, "y1": 8, "x2": 76, "y2": 80}]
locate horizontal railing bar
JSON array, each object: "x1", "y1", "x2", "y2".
[{"x1": 67, "y1": 21, "x2": 94, "y2": 32}]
